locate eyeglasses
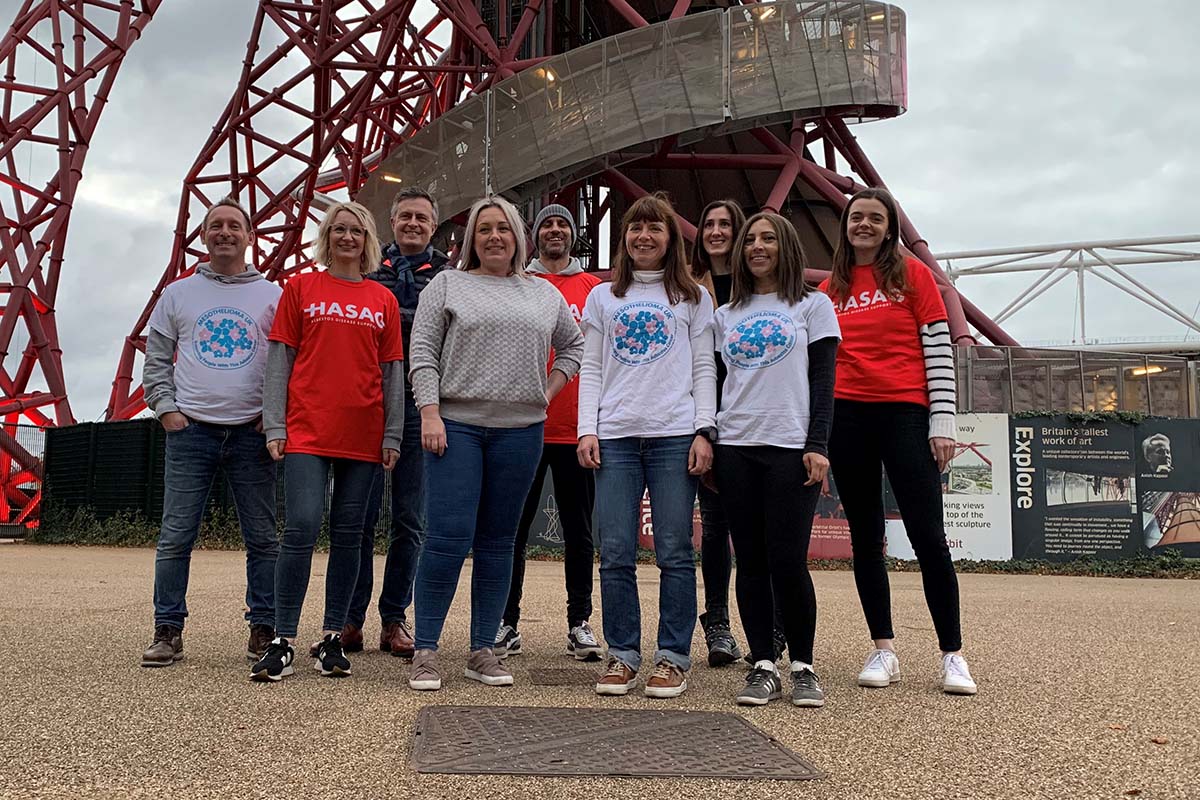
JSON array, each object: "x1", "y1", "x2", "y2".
[{"x1": 331, "y1": 224, "x2": 366, "y2": 239}]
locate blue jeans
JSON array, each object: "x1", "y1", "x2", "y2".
[
  {"x1": 348, "y1": 391, "x2": 424, "y2": 627},
  {"x1": 153, "y1": 420, "x2": 277, "y2": 629},
  {"x1": 274, "y1": 453, "x2": 376, "y2": 639},
  {"x1": 413, "y1": 419, "x2": 543, "y2": 652},
  {"x1": 595, "y1": 435, "x2": 698, "y2": 671}
]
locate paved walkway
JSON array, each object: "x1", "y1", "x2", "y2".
[{"x1": 1, "y1": 544, "x2": 1197, "y2": 799}]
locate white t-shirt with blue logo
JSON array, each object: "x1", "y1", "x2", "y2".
[
  {"x1": 579, "y1": 278, "x2": 714, "y2": 439},
  {"x1": 714, "y1": 292, "x2": 841, "y2": 448},
  {"x1": 148, "y1": 274, "x2": 282, "y2": 424}
]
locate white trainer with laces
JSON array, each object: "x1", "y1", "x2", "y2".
[
  {"x1": 857, "y1": 648, "x2": 901, "y2": 688},
  {"x1": 941, "y1": 653, "x2": 977, "y2": 695}
]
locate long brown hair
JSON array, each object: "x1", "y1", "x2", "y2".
[
  {"x1": 611, "y1": 192, "x2": 700, "y2": 305},
  {"x1": 690, "y1": 199, "x2": 746, "y2": 279},
  {"x1": 729, "y1": 212, "x2": 811, "y2": 308},
  {"x1": 827, "y1": 187, "x2": 907, "y2": 303}
]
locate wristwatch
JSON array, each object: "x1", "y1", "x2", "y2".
[{"x1": 695, "y1": 426, "x2": 718, "y2": 444}]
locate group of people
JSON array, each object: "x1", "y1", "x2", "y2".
[{"x1": 140, "y1": 182, "x2": 978, "y2": 707}]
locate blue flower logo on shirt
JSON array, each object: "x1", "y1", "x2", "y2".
[
  {"x1": 193, "y1": 306, "x2": 259, "y2": 370},
  {"x1": 610, "y1": 301, "x2": 676, "y2": 366},
  {"x1": 724, "y1": 310, "x2": 796, "y2": 370}
]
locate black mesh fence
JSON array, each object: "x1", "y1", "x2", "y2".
[{"x1": 0, "y1": 424, "x2": 46, "y2": 535}]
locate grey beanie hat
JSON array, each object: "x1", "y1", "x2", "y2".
[{"x1": 532, "y1": 203, "x2": 577, "y2": 251}]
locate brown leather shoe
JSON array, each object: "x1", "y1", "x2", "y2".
[
  {"x1": 308, "y1": 623, "x2": 363, "y2": 657},
  {"x1": 644, "y1": 660, "x2": 688, "y2": 698},
  {"x1": 141, "y1": 625, "x2": 184, "y2": 667},
  {"x1": 595, "y1": 658, "x2": 638, "y2": 696},
  {"x1": 381, "y1": 620, "x2": 415, "y2": 658},
  {"x1": 246, "y1": 624, "x2": 275, "y2": 661}
]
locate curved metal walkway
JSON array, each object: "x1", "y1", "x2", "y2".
[{"x1": 357, "y1": 1, "x2": 907, "y2": 223}]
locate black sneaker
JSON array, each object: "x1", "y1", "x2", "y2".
[
  {"x1": 250, "y1": 637, "x2": 295, "y2": 682},
  {"x1": 700, "y1": 612, "x2": 742, "y2": 667},
  {"x1": 791, "y1": 667, "x2": 825, "y2": 707},
  {"x1": 736, "y1": 664, "x2": 783, "y2": 706},
  {"x1": 494, "y1": 624, "x2": 522, "y2": 657},
  {"x1": 313, "y1": 633, "x2": 352, "y2": 677},
  {"x1": 566, "y1": 621, "x2": 603, "y2": 661}
]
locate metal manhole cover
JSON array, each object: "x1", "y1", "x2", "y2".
[
  {"x1": 412, "y1": 705, "x2": 821, "y2": 780},
  {"x1": 527, "y1": 668, "x2": 597, "y2": 686}
]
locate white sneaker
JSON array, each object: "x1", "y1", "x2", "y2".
[
  {"x1": 857, "y1": 648, "x2": 901, "y2": 688},
  {"x1": 940, "y1": 653, "x2": 977, "y2": 695}
]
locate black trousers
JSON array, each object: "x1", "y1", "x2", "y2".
[
  {"x1": 698, "y1": 483, "x2": 732, "y2": 622},
  {"x1": 504, "y1": 443, "x2": 596, "y2": 628},
  {"x1": 828, "y1": 400, "x2": 962, "y2": 652},
  {"x1": 715, "y1": 444, "x2": 820, "y2": 665}
]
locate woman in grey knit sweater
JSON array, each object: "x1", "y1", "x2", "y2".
[{"x1": 405, "y1": 195, "x2": 584, "y2": 691}]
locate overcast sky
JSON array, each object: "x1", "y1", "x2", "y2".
[{"x1": 12, "y1": 0, "x2": 1200, "y2": 420}]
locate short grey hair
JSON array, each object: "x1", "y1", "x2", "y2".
[
  {"x1": 202, "y1": 196, "x2": 252, "y2": 230},
  {"x1": 389, "y1": 186, "x2": 439, "y2": 223}
]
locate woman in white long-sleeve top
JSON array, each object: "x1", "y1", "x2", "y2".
[{"x1": 577, "y1": 192, "x2": 717, "y2": 700}]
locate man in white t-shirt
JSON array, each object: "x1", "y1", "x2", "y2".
[{"x1": 139, "y1": 197, "x2": 283, "y2": 669}]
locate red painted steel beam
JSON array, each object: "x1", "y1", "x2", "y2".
[
  {"x1": 0, "y1": 0, "x2": 162, "y2": 522},
  {"x1": 107, "y1": 0, "x2": 1020, "y2": 431}
]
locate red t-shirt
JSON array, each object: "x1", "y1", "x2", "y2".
[
  {"x1": 269, "y1": 271, "x2": 404, "y2": 461},
  {"x1": 818, "y1": 257, "x2": 947, "y2": 407},
  {"x1": 535, "y1": 270, "x2": 601, "y2": 444}
]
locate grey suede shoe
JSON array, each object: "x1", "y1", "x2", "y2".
[
  {"x1": 409, "y1": 648, "x2": 442, "y2": 691},
  {"x1": 464, "y1": 647, "x2": 514, "y2": 686}
]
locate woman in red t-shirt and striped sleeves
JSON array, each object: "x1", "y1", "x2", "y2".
[{"x1": 818, "y1": 188, "x2": 977, "y2": 696}]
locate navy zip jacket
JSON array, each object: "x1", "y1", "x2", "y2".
[{"x1": 371, "y1": 242, "x2": 450, "y2": 366}]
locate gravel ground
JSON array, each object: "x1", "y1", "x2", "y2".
[{"x1": 1, "y1": 543, "x2": 1197, "y2": 799}]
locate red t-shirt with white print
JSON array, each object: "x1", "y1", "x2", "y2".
[
  {"x1": 535, "y1": 270, "x2": 602, "y2": 444},
  {"x1": 268, "y1": 270, "x2": 404, "y2": 462},
  {"x1": 819, "y1": 257, "x2": 947, "y2": 407}
]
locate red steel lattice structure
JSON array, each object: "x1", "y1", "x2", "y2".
[
  {"x1": 1, "y1": 0, "x2": 1016, "y2": 523},
  {"x1": 0, "y1": 0, "x2": 162, "y2": 524}
]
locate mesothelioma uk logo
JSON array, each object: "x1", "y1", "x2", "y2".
[
  {"x1": 193, "y1": 307, "x2": 259, "y2": 369},
  {"x1": 610, "y1": 301, "x2": 676, "y2": 366},
  {"x1": 724, "y1": 310, "x2": 795, "y2": 369}
]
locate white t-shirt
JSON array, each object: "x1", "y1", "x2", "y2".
[
  {"x1": 148, "y1": 274, "x2": 282, "y2": 424},
  {"x1": 578, "y1": 277, "x2": 715, "y2": 439},
  {"x1": 714, "y1": 292, "x2": 841, "y2": 448}
]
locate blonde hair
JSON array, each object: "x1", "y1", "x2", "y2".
[
  {"x1": 314, "y1": 201, "x2": 382, "y2": 275},
  {"x1": 459, "y1": 195, "x2": 528, "y2": 276}
]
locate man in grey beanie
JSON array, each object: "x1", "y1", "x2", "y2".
[{"x1": 494, "y1": 203, "x2": 605, "y2": 662}]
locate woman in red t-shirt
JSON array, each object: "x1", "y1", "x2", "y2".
[
  {"x1": 251, "y1": 201, "x2": 405, "y2": 683},
  {"x1": 818, "y1": 188, "x2": 977, "y2": 696}
]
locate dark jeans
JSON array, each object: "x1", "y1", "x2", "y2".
[
  {"x1": 828, "y1": 399, "x2": 962, "y2": 652},
  {"x1": 413, "y1": 420, "x2": 544, "y2": 652},
  {"x1": 505, "y1": 443, "x2": 595, "y2": 629},
  {"x1": 274, "y1": 453, "x2": 376, "y2": 639},
  {"x1": 347, "y1": 391, "x2": 424, "y2": 627},
  {"x1": 595, "y1": 435, "x2": 698, "y2": 672},
  {"x1": 153, "y1": 420, "x2": 278, "y2": 629},
  {"x1": 715, "y1": 445, "x2": 820, "y2": 665}
]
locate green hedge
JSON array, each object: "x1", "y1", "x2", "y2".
[{"x1": 31, "y1": 507, "x2": 1199, "y2": 578}]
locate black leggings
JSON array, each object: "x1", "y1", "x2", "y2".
[
  {"x1": 828, "y1": 400, "x2": 962, "y2": 652},
  {"x1": 505, "y1": 443, "x2": 595, "y2": 629},
  {"x1": 715, "y1": 444, "x2": 820, "y2": 665}
]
